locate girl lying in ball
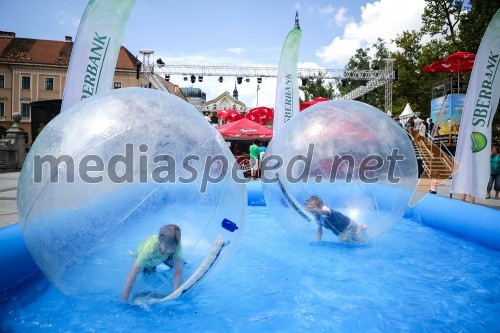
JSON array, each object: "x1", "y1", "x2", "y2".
[
  {"x1": 305, "y1": 195, "x2": 366, "y2": 243},
  {"x1": 122, "y1": 224, "x2": 184, "y2": 302}
]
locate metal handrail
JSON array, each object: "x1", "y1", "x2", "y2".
[
  {"x1": 417, "y1": 140, "x2": 433, "y2": 175},
  {"x1": 408, "y1": 127, "x2": 457, "y2": 178},
  {"x1": 426, "y1": 134, "x2": 455, "y2": 171}
]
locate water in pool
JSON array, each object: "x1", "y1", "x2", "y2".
[{"x1": 1, "y1": 206, "x2": 499, "y2": 332}]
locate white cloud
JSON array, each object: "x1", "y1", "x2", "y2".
[
  {"x1": 320, "y1": 5, "x2": 335, "y2": 15},
  {"x1": 316, "y1": 37, "x2": 361, "y2": 67},
  {"x1": 158, "y1": 52, "x2": 248, "y2": 67},
  {"x1": 158, "y1": 55, "x2": 278, "y2": 108},
  {"x1": 319, "y1": 5, "x2": 351, "y2": 28},
  {"x1": 226, "y1": 48, "x2": 246, "y2": 55},
  {"x1": 334, "y1": 7, "x2": 349, "y2": 26},
  {"x1": 54, "y1": 10, "x2": 79, "y2": 28},
  {"x1": 152, "y1": 54, "x2": 324, "y2": 109},
  {"x1": 316, "y1": 0, "x2": 426, "y2": 67},
  {"x1": 299, "y1": 61, "x2": 324, "y2": 69}
]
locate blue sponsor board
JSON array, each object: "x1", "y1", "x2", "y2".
[{"x1": 430, "y1": 94, "x2": 465, "y2": 145}]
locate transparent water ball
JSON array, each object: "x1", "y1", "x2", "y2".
[
  {"x1": 262, "y1": 100, "x2": 417, "y2": 243},
  {"x1": 18, "y1": 88, "x2": 246, "y2": 300}
]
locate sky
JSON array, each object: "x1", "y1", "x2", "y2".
[{"x1": 1, "y1": 0, "x2": 427, "y2": 108}]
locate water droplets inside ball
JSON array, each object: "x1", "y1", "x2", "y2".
[
  {"x1": 262, "y1": 100, "x2": 417, "y2": 243},
  {"x1": 18, "y1": 88, "x2": 246, "y2": 300}
]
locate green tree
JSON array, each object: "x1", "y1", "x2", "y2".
[
  {"x1": 459, "y1": 0, "x2": 500, "y2": 53},
  {"x1": 391, "y1": 30, "x2": 433, "y2": 118},
  {"x1": 458, "y1": 1, "x2": 500, "y2": 145},
  {"x1": 336, "y1": 40, "x2": 390, "y2": 111},
  {"x1": 421, "y1": 0, "x2": 466, "y2": 49},
  {"x1": 337, "y1": 47, "x2": 371, "y2": 98},
  {"x1": 299, "y1": 74, "x2": 335, "y2": 101},
  {"x1": 366, "y1": 38, "x2": 391, "y2": 111}
]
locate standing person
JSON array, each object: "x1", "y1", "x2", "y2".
[
  {"x1": 414, "y1": 115, "x2": 422, "y2": 131},
  {"x1": 258, "y1": 141, "x2": 267, "y2": 174},
  {"x1": 122, "y1": 224, "x2": 184, "y2": 302},
  {"x1": 258, "y1": 141, "x2": 267, "y2": 160},
  {"x1": 428, "y1": 118, "x2": 435, "y2": 136},
  {"x1": 210, "y1": 113, "x2": 218, "y2": 126},
  {"x1": 233, "y1": 142, "x2": 243, "y2": 156},
  {"x1": 249, "y1": 140, "x2": 260, "y2": 179},
  {"x1": 405, "y1": 116, "x2": 414, "y2": 131},
  {"x1": 419, "y1": 121, "x2": 427, "y2": 137},
  {"x1": 460, "y1": 194, "x2": 476, "y2": 204},
  {"x1": 486, "y1": 145, "x2": 500, "y2": 200},
  {"x1": 204, "y1": 112, "x2": 211, "y2": 123}
]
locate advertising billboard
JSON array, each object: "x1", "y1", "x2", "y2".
[{"x1": 430, "y1": 94, "x2": 465, "y2": 146}]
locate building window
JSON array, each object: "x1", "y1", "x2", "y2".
[
  {"x1": 22, "y1": 76, "x2": 31, "y2": 89},
  {"x1": 0, "y1": 102, "x2": 4, "y2": 117},
  {"x1": 21, "y1": 103, "x2": 30, "y2": 118},
  {"x1": 0, "y1": 75, "x2": 4, "y2": 88},
  {"x1": 114, "y1": 82, "x2": 122, "y2": 89},
  {"x1": 45, "y1": 77, "x2": 54, "y2": 91}
]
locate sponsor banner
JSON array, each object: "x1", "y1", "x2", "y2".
[
  {"x1": 61, "y1": 0, "x2": 136, "y2": 112},
  {"x1": 274, "y1": 14, "x2": 302, "y2": 134},
  {"x1": 430, "y1": 94, "x2": 465, "y2": 145},
  {"x1": 452, "y1": 10, "x2": 500, "y2": 197}
]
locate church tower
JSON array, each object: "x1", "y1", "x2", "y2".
[{"x1": 233, "y1": 82, "x2": 239, "y2": 100}]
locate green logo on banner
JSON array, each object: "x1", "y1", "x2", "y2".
[{"x1": 471, "y1": 132, "x2": 487, "y2": 153}]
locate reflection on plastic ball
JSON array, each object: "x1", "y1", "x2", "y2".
[
  {"x1": 262, "y1": 100, "x2": 417, "y2": 243},
  {"x1": 18, "y1": 88, "x2": 246, "y2": 300}
]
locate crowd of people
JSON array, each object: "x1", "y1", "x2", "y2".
[
  {"x1": 401, "y1": 115, "x2": 435, "y2": 138},
  {"x1": 486, "y1": 145, "x2": 500, "y2": 200},
  {"x1": 203, "y1": 112, "x2": 219, "y2": 125},
  {"x1": 249, "y1": 140, "x2": 267, "y2": 179},
  {"x1": 230, "y1": 140, "x2": 268, "y2": 179}
]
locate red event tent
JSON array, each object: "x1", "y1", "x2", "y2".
[
  {"x1": 216, "y1": 109, "x2": 244, "y2": 122},
  {"x1": 299, "y1": 97, "x2": 330, "y2": 111},
  {"x1": 245, "y1": 106, "x2": 274, "y2": 124},
  {"x1": 216, "y1": 118, "x2": 273, "y2": 139},
  {"x1": 422, "y1": 51, "x2": 476, "y2": 74}
]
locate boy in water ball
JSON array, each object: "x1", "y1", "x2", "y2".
[
  {"x1": 305, "y1": 195, "x2": 366, "y2": 243},
  {"x1": 122, "y1": 224, "x2": 184, "y2": 302}
]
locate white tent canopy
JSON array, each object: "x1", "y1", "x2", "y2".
[{"x1": 399, "y1": 103, "x2": 415, "y2": 119}]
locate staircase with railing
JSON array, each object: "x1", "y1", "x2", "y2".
[{"x1": 408, "y1": 127, "x2": 455, "y2": 179}]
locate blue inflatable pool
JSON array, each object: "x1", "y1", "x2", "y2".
[{"x1": 1, "y1": 181, "x2": 499, "y2": 332}]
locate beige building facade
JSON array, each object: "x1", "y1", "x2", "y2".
[
  {"x1": 205, "y1": 90, "x2": 248, "y2": 114},
  {"x1": 0, "y1": 31, "x2": 141, "y2": 143}
]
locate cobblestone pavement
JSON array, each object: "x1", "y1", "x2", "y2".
[{"x1": 0, "y1": 172, "x2": 20, "y2": 228}]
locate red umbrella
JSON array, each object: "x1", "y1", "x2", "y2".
[
  {"x1": 245, "y1": 106, "x2": 274, "y2": 124},
  {"x1": 216, "y1": 118, "x2": 273, "y2": 139},
  {"x1": 422, "y1": 51, "x2": 476, "y2": 74},
  {"x1": 217, "y1": 109, "x2": 244, "y2": 122},
  {"x1": 299, "y1": 97, "x2": 330, "y2": 111}
]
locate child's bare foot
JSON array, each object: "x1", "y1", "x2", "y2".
[{"x1": 357, "y1": 224, "x2": 366, "y2": 234}]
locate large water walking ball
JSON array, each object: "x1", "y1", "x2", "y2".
[
  {"x1": 17, "y1": 88, "x2": 246, "y2": 300},
  {"x1": 262, "y1": 100, "x2": 418, "y2": 243}
]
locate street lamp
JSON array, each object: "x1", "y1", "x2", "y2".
[{"x1": 256, "y1": 84, "x2": 260, "y2": 107}]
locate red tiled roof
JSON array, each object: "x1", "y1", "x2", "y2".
[{"x1": 0, "y1": 36, "x2": 138, "y2": 70}]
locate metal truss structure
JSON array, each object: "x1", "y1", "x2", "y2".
[
  {"x1": 151, "y1": 64, "x2": 393, "y2": 81},
  {"x1": 139, "y1": 50, "x2": 396, "y2": 113}
]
